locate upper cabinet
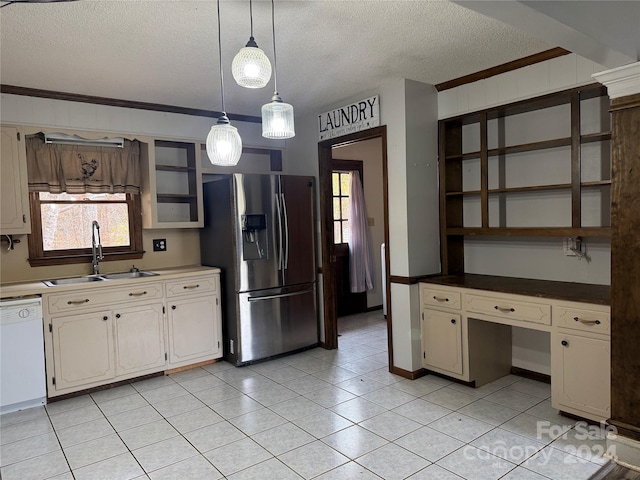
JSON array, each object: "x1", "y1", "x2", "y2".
[
  {"x1": 141, "y1": 140, "x2": 203, "y2": 228},
  {"x1": 439, "y1": 84, "x2": 611, "y2": 274},
  {"x1": 0, "y1": 125, "x2": 31, "y2": 235}
]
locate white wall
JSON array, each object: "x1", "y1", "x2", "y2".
[{"x1": 438, "y1": 53, "x2": 612, "y2": 374}]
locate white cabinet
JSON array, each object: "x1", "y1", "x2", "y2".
[
  {"x1": 44, "y1": 270, "x2": 222, "y2": 397},
  {"x1": 0, "y1": 125, "x2": 30, "y2": 234},
  {"x1": 421, "y1": 310, "x2": 463, "y2": 375},
  {"x1": 551, "y1": 302, "x2": 611, "y2": 421},
  {"x1": 114, "y1": 302, "x2": 166, "y2": 377},
  {"x1": 165, "y1": 274, "x2": 222, "y2": 368},
  {"x1": 141, "y1": 140, "x2": 204, "y2": 229},
  {"x1": 50, "y1": 310, "x2": 115, "y2": 391}
]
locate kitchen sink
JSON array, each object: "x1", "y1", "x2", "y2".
[
  {"x1": 43, "y1": 276, "x2": 105, "y2": 287},
  {"x1": 100, "y1": 271, "x2": 157, "y2": 280},
  {"x1": 43, "y1": 271, "x2": 157, "y2": 286}
]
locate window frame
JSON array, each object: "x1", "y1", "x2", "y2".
[
  {"x1": 331, "y1": 159, "x2": 364, "y2": 245},
  {"x1": 27, "y1": 192, "x2": 144, "y2": 267}
]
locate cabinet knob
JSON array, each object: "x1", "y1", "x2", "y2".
[
  {"x1": 102, "y1": 316, "x2": 108, "y2": 321},
  {"x1": 115, "y1": 314, "x2": 121, "y2": 319},
  {"x1": 172, "y1": 305, "x2": 177, "y2": 310},
  {"x1": 451, "y1": 319, "x2": 456, "y2": 324},
  {"x1": 561, "y1": 340, "x2": 568, "y2": 347}
]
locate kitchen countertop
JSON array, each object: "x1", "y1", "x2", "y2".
[
  {"x1": 0, "y1": 265, "x2": 221, "y2": 299},
  {"x1": 421, "y1": 273, "x2": 610, "y2": 306}
]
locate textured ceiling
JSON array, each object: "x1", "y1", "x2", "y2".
[{"x1": 0, "y1": 0, "x2": 553, "y2": 118}]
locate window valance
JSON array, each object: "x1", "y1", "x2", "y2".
[{"x1": 26, "y1": 134, "x2": 141, "y2": 194}]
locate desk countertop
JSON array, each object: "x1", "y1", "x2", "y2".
[{"x1": 421, "y1": 274, "x2": 610, "y2": 306}]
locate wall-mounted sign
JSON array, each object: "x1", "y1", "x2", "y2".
[{"x1": 318, "y1": 95, "x2": 380, "y2": 140}]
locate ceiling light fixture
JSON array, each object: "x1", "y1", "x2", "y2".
[
  {"x1": 261, "y1": 0, "x2": 294, "y2": 139},
  {"x1": 206, "y1": 0, "x2": 242, "y2": 166},
  {"x1": 232, "y1": 0, "x2": 272, "y2": 89}
]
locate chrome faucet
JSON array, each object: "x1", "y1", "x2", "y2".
[{"x1": 91, "y1": 220, "x2": 104, "y2": 275}]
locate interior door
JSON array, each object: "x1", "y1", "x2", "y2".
[{"x1": 280, "y1": 175, "x2": 316, "y2": 286}]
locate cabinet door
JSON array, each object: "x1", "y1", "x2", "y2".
[
  {"x1": 551, "y1": 332, "x2": 610, "y2": 420},
  {"x1": 0, "y1": 126, "x2": 30, "y2": 234},
  {"x1": 51, "y1": 311, "x2": 115, "y2": 391},
  {"x1": 166, "y1": 295, "x2": 221, "y2": 367},
  {"x1": 421, "y1": 309, "x2": 463, "y2": 375},
  {"x1": 114, "y1": 303, "x2": 166, "y2": 376}
]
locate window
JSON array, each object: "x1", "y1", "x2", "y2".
[
  {"x1": 27, "y1": 192, "x2": 143, "y2": 267},
  {"x1": 332, "y1": 171, "x2": 351, "y2": 244}
]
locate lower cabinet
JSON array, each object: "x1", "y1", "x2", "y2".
[
  {"x1": 44, "y1": 271, "x2": 222, "y2": 397},
  {"x1": 421, "y1": 309, "x2": 463, "y2": 375},
  {"x1": 551, "y1": 331, "x2": 611, "y2": 420},
  {"x1": 167, "y1": 296, "x2": 221, "y2": 368},
  {"x1": 50, "y1": 310, "x2": 116, "y2": 391},
  {"x1": 114, "y1": 302, "x2": 166, "y2": 377}
]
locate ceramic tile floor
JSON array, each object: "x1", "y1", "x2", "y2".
[{"x1": 0, "y1": 311, "x2": 609, "y2": 480}]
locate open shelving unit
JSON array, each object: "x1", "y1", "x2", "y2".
[{"x1": 439, "y1": 84, "x2": 611, "y2": 274}]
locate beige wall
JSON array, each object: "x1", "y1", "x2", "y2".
[
  {"x1": 0, "y1": 229, "x2": 201, "y2": 284},
  {"x1": 333, "y1": 137, "x2": 385, "y2": 309}
]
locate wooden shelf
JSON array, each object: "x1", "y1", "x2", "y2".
[
  {"x1": 155, "y1": 165, "x2": 196, "y2": 173},
  {"x1": 156, "y1": 194, "x2": 197, "y2": 204},
  {"x1": 439, "y1": 84, "x2": 611, "y2": 274},
  {"x1": 446, "y1": 227, "x2": 611, "y2": 238},
  {"x1": 581, "y1": 131, "x2": 612, "y2": 144}
]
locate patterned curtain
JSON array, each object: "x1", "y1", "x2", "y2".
[
  {"x1": 26, "y1": 134, "x2": 141, "y2": 194},
  {"x1": 348, "y1": 171, "x2": 374, "y2": 293}
]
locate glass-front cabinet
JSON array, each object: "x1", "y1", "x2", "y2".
[{"x1": 142, "y1": 140, "x2": 203, "y2": 228}]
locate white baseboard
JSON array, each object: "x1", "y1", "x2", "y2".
[{"x1": 607, "y1": 432, "x2": 640, "y2": 472}]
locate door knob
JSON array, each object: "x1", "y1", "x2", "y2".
[
  {"x1": 451, "y1": 319, "x2": 456, "y2": 324},
  {"x1": 115, "y1": 314, "x2": 121, "y2": 319},
  {"x1": 102, "y1": 316, "x2": 108, "y2": 321},
  {"x1": 561, "y1": 340, "x2": 568, "y2": 347},
  {"x1": 172, "y1": 305, "x2": 177, "y2": 310}
]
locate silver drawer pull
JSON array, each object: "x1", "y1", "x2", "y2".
[
  {"x1": 183, "y1": 284, "x2": 200, "y2": 290},
  {"x1": 433, "y1": 296, "x2": 449, "y2": 302},
  {"x1": 67, "y1": 299, "x2": 90, "y2": 305},
  {"x1": 129, "y1": 291, "x2": 147, "y2": 297},
  {"x1": 494, "y1": 305, "x2": 515, "y2": 313},
  {"x1": 573, "y1": 316, "x2": 601, "y2": 325}
]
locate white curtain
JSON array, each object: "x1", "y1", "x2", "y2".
[{"x1": 348, "y1": 171, "x2": 374, "y2": 292}]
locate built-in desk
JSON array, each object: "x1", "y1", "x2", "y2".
[{"x1": 419, "y1": 274, "x2": 611, "y2": 422}]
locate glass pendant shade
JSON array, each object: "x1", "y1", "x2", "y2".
[
  {"x1": 262, "y1": 96, "x2": 295, "y2": 139},
  {"x1": 206, "y1": 118, "x2": 242, "y2": 166},
  {"x1": 232, "y1": 41, "x2": 272, "y2": 89}
]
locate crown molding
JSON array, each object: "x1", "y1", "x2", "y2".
[{"x1": 592, "y1": 62, "x2": 640, "y2": 99}]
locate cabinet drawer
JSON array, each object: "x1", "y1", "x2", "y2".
[
  {"x1": 554, "y1": 304, "x2": 610, "y2": 335},
  {"x1": 46, "y1": 282, "x2": 164, "y2": 314},
  {"x1": 164, "y1": 274, "x2": 218, "y2": 298},
  {"x1": 421, "y1": 286, "x2": 461, "y2": 310},
  {"x1": 465, "y1": 293, "x2": 551, "y2": 326}
]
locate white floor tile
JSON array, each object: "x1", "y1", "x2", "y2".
[
  {"x1": 148, "y1": 454, "x2": 223, "y2": 480},
  {"x1": 132, "y1": 435, "x2": 199, "y2": 473},
  {"x1": 359, "y1": 411, "x2": 422, "y2": 441},
  {"x1": 229, "y1": 408, "x2": 287, "y2": 435},
  {"x1": 0, "y1": 431, "x2": 60, "y2": 467},
  {"x1": 429, "y1": 412, "x2": 494, "y2": 443},
  {"x1": 204, "y1": 437, "x2": 272, "y2": 477},
  {"x1": 279, "y1": 440, "x2": 349, "y2": 479},
  {"x1": 64, "y1": 433, "x2": 128, "y2": 470},
  {"x1": 329, "y1": 397, "x2": 387, "y2": 423},
  {"x1": 357, "y1": 443, "x2": 430, "y2": 480},
  {"x1": 395, "y1": 426, "x2": 465, "y2": 462},
  {"x1": 314, "y1": 461, "x2": 383, "y2": 479},
  {"x1": 0, "y1": 449, "x2": 70, "y2": 480},
  {"x1": 73, "y1": 452, "x2": 144, "y2": 480},
  {"x1": 436, "y1": 445, "x2": 515, "y2": 480},
  {"x1": 322, "y1": 425, "x2": 388, "y2": 459},
  {"x1": 407, "y1": 464, "x2": 464, "y2": 479},
  {"x1": 251, "y1": 422, "x2": 316, "y2": 456}
]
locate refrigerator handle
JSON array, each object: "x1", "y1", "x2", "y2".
[
  {"x1": 275, "y1": 193, "x2": 283, "y2": 271},
  {"x1": 281, "y1": 193, "x2": 289, "y2": 270},
  {"x1": 248, "y1": 288, "x2": 314, "y2": 302}
]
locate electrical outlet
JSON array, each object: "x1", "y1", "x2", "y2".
[
  {"x1": 563, "y1": 237, "x2": 584, "y2": 256},
  {"x1": 153, "y1": 239, "x2": 167, "y2": 252}
]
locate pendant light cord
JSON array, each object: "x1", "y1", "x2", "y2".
[
  {"x1": 249, "y1": 0, "x2": 254, "y2": 38},
  {"x1": 271, "y1": 0, "x2": 278, "y2": 94},
  {"x1": 217, "y1": 0, "x2": 226, "y2": 114}
]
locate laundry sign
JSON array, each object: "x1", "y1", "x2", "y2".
[{"x1": 318, "y1": 95, "x2": 380, "y2": 140}]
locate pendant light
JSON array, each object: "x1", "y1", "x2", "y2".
[
  {"x1": 206, "y1": 0, "x2": 242, "y2": 166},
  {"x1": 261, "y1": 0, "x2": 295, "y2": 139},
  {"x1": 232, "y1": 0, "x2": 272, "y2": 89}
]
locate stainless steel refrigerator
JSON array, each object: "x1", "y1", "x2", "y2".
[{"x1": 200, "y1": 174, "x2": 318, "y2": 365}]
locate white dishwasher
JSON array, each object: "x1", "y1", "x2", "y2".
[{"x1": 0, "y1": 296, "x2": 46, "y2": 414}]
